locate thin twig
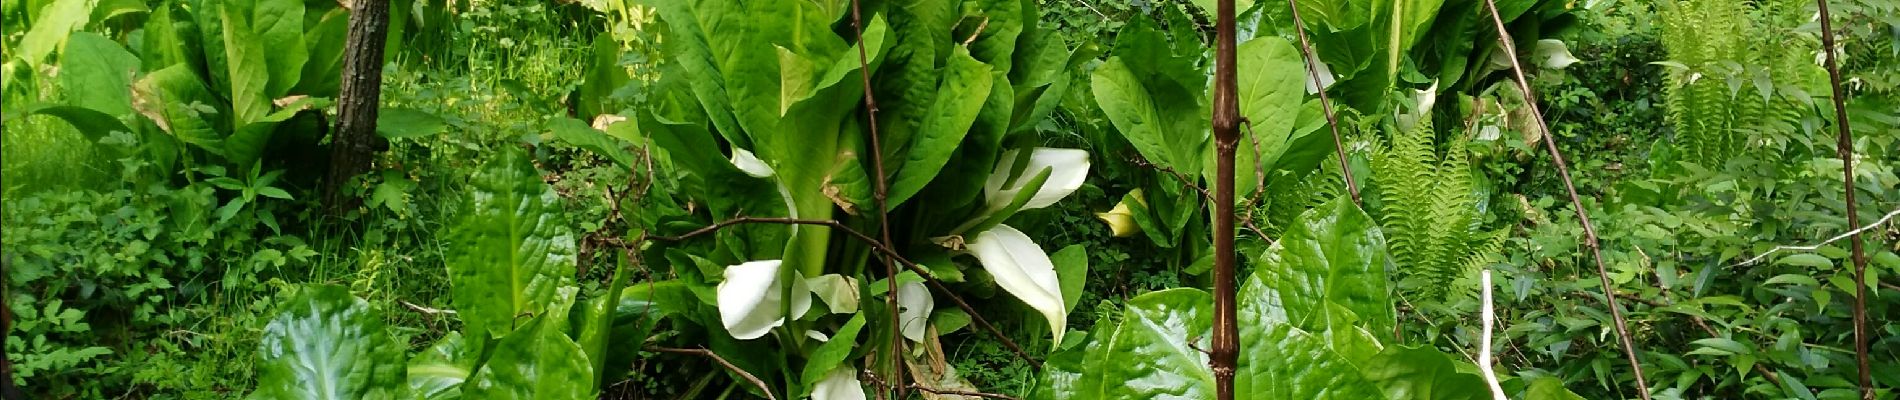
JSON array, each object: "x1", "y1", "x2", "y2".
[
  {"x1": 1811, "y1": 1, "x2": 1873, "y2": 397},
  {"x1": 962, "y1": 17, "x2": 990, "y2": 46},
  {"x1": 1130, "y1": 157, "x2": 1270, "y2": 240},
  {"x1": 1732, "y1": 208, "x2": 1899, "y2": 267},
  {"x1": 1477, "y1": 0, "x2": 1651, "y2": 397},
  {"x1": 647, "y1": 346, "x2": 779, "y2": 400},
  {"x1": 400, "y1": 300, "x2": 457, "y2": 315},
  {"x1": 907, "y1": 384, "x2": 1023, "y2": 400},
  {"x1": 1478, "y1": 270, "x2": 1508, "y2": 400},
  {"x1": 1283, "y1": 0, "x2": 1361, "y2": 204},
  {"x1": 651, "y1": 217, "x2": 1043, "y2": 368},
  {"x1": 845, "y1": 0, "x2": 907, "y2": 396}
]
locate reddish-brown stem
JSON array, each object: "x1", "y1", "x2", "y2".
[
  {"x1": 845, "y1": 0, "x2": 906, "y2": 396},
  {"x1": 650, "y1": 217, "x2": 1042, "y2": 368},
  {"x1": 1282, "y1": 0, "x2": 1362, "y2": 205},
  {"x1": 1209, "y1": 0, "x2": 1241, "y2": 398},
  {"x1": 1811, "y1": 1, "x2": 1872, "y2": 398},
  {"x1": 1477, "y1": 0, "x2": 1651, "y2": 397}
]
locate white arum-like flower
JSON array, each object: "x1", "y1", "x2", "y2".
[
  {"x1": 983, "y1": 148, "x2": 1090, "y2": 211},
  {"x1": 1095, "y1": 198, "x2": 1141, "y2": 238},
  {"x1": 812, "y1": 366, "x2": 866, "y2": 400},
  {"x1": 1533, "y1": 39, "x2": 1579, "y2": 70},
  {"x1": 965, "y1": 224, "x2": 1067, "y2": 345},
  {"x1": 730, "y1": 148, "x2": 775, "y2": 178},
  {"x1": 896, "y1": 280, "x2": 934, "y2": 342},
  {"x1": 1304, "y1": 59, "x2": 1337, "y2": 95},
  {"x1": 717, "y1": 260, "x2": 812, "y2": 340}
]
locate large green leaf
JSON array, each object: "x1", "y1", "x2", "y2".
[
  {"x1": 1359, "y1": 346, "x2": 1490, "y2": 400},
  {"x1": 1240, "y1": 196, "x2": 1395, "y2": 336},
  {"x1": 1091, "y1": 57, "x2": 1209, "y2": 177},
  {"x1": 548, "y1": 117, "x2": 637, "y2": 168},
  {"x1": 462, "y1": 316, "x2": 596, "y2": 400},
  {"x1": 18, "y1": 0, "x2": 93, "y2": 67},
  {"x1": 1099, "y1": 288, "x2": 1215, "y2": 399},
  {"x1": 59, "y1": 32, "x2": 139, "y2": 118},
  {"x1": 1204, "y1": 36, "x2": 1306, "y2": 198},
  {"x1": 134, "y1": 64, "x2": 225, "y2": 154},
  {"x1": 1235, "y1": 322, "x2": 1385, "y2": 400},
  {"x1": 294, "y1": 8, "x2": 349, "y2": 97},
  {"x1": 22, "y1": 104, "x2": 133, "y2": 140},
  {"x1": 220, "y1": 1, "x2": 271, "y2": 127},
  {"x1": 253, "y1": 285, "x2": 405, "y2": 400},
  {"x1": 407, "y1": 332, "x2": 471, "y2": 400},
  {"x1": 884, "y1": 46, "x2": 994, "y2": 207},
  {"x1": 141, "y1": 1, "x2": 206, "y2": 74},
  {"x1": 251, "y1": 0, "x2": 307, "y2": 97},
  {"x1": 446, "y1": 148, "x2": 578, "y2": 341}
]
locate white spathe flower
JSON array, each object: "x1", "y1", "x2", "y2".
[
  {"x1": 1533, "y1": 39, "x2": 1579, "y2": 70},
  {"x1": 896, "y1": 280, "x2": 934, "y2": 342},
  {"x1": 983, "y1": 148, "x2": 1090, "y2": 211},
  {"x1": 717, "y1": 260, "x2": 813, "y2": 340},
  {"x1": 812, "y1": 366, "x2": 866, "y2": 400},
  {"x1": 730, "y1": 148, "x2": 775, "y2": 178},
  {"x1": 1304, "y1": 59, "x2": 1337, "y2": 94},
  {"x1": 965, "y1": 224, "x2": 1067, "y2": 345}
]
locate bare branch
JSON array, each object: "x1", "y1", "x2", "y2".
[
  {"x1": 1476, "y1": 0, "x2": 1651, "y2": 397},
  {"x1": 648, "y1": 346, "x2": 778, "y2": 400},
  {"x1": 908, "y1": 384, "x2": 1022, "y2": 400},
  {"x1": 1733, "y1": 208, "x2": 1898, "y2": 267}
]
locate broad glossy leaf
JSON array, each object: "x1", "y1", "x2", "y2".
[
  {"x1": 800, "y1": 313, "x2": 865, "y2": 393},
  {"x1": 446, "y1": 148, "x2": 577, "y2": 340},
  {"x1": 251, "y1": 0, "x2": 307, "y2": 97},
  {"x1": 1203, "y1": 36, "x2": 1305, "y2": 197},
  {"x1": 1051, "y1": 245, "x2": 1088, "y2": 315},
  {"x1": 407, "y1": 332, "x2": 470, "y2": 400},
  {"x1": 141, "y1": 1, "x2": 205, "y2": 74},
  {"x1": 1524, "y1": 376, "x2": 1586, "y2": 400},
  {"x1": 22, "y1": 104, "x2": 133, "y2": 140},
  {"x1": 1358, "y1": 346, "x2": 1489, "y2": 400},
  {"x1": 220, "y1": 2, "x2": 271, "y2": 127},
  {"x1": 254, "y1": 285, "x2": 405, "y2": 400},
  {"x1": 134, "y1": 64, "x2": 224, "y2": 154},
  {"x1": 59, "y1": 32, "x2": 139, "y2": 118},
  {"x1": 295, "y1": 8, "x2": 349, "y2": 97},
  {"x1": 1240, "y1": 197, "x2": 1395, "y2": 336},
  {"x1": 19, "y1": 0, "x2": 93, "y2": 67},
  {"x1": 462, "y1": 316, "x2": 596, "y2": 400},
  {"x1": 885, "y1": 47, "x2": 995, "y2": 208},
  {"x1": 577, "y1": 35, "x2": 625, "y2": 119},
  {"x1": 548, "y1": 117, "x2": 636, "y2": 168},
  {"x1": 1099, "y1": 288, "x2": 1214, "y2": 399},
  {"x1": 1235, "y1": 322, "x2": 1384, "y2": 400},
  {"x1": 1091, "y1": 57, "x2": 1209, "y2": 177}
]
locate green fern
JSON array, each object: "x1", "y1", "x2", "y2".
[
  {"x1": 1368, "y1": 119, "x2": 1504, "y2": 301},
  {"x1": 1658, "y1": 0, "x2": 1816, "y2": 167}
]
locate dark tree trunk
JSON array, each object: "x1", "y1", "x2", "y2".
[
  {"x1": 1208, "y1": 0, "x2": 1240, "y2": 399},
  {"x1": 324, "y1": 0, "x2": 393, "y2": 213}
]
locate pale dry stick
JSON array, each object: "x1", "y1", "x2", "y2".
[
  {"x1": 1731, "y1": 208, "x2": 1899, "y2": 267},
  {"x1": 1479, "y1": 270, "x2": 1509, "y2": 400},
  {"x1": 1282, "y1": 0, "x2": 1362, "y2": 204},
  {"x1": 907, "y1": 384, "x2": 1023, "y2": 400},
  {"x1": 1811, "y1": 1, "x2": 1873, "y2": 396},
  {"x1": 1477, "y1": 0, "x2": 1651, "y2": 397},
  {"x1": 845, "y1": 0, "x2": 906, "y2": 396},
  {"x1": 647, "y1": 346, "x2": 779, "y2": 400}
]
